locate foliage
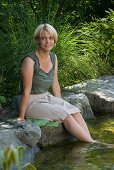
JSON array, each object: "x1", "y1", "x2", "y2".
[
  {"x1": 0, "y1": 95, "x2": 6, "y2": 105},
  {"x1": 95, "y1": 9, "x2": 114, "y2": 66},
  {"x1": 0, "y1": 145, "x2": 36, "y2": 170},
  {"x1": 54, "y1": 10, "x2": 113, "y2": 87},
  {"x1": 0, "y1": 1, "x2": 37, "y2": 104},
  {"x1": 18, "y1": 0, "x2": 113, "y2": 24},
  {"x1": 0, "y1": 0, "x2": 113, "y2": 106}
]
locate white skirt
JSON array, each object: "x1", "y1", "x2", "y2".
[{"x1": 25, "y1": 92, "x2": 80, "y2": 122}]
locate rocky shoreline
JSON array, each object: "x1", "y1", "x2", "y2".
[{"x1": 0, "y1": 75, "x2": 114, "y2": 165}]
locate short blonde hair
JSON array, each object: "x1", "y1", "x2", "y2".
[{"x1": 34, "y1": 23, "x2": 58, "y2": 45}]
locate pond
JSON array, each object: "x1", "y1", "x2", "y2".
[{"x1": 33, "y1": 116, "x2": 114, "y2": 170}]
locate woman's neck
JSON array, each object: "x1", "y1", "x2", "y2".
[{"x1": 36, "y1": 49, "x2": 50, "y2": 60}]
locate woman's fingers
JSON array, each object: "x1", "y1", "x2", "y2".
[{"x1": 13, "y1": 117, "x2": 25, "y2": 122}]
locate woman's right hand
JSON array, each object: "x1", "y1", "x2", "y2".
[{"x1": 13, "y1": 117, "x2": 25, "y2": 122}]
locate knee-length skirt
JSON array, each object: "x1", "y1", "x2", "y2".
[{"x1": 25, "y1": 92, "x2": 80, "y2": 122}]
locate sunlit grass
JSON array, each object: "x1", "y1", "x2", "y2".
[{"x1": 0, "y1": 4, "x2": 113, "y2": 104}]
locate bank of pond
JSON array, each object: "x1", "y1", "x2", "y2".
[{"x1": 33, "y1": 115, "x2": 114, "y2": 170}]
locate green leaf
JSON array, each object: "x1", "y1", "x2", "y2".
[
  {"x1": 0, "y1": 151, "x2": 5, "y2": 168},
  {"x1": 22, "y1": 163, "x2": 37, "y2": 170}
]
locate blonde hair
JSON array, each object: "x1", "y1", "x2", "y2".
[{"x1": 34, "y1": 23, "x2": 58, "y2": 45}]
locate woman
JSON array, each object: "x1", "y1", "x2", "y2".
[{"x1": 14, "y1": 23, "x2": 95, "y2": 143}]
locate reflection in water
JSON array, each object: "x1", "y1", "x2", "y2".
[{"x1": 33, "y1": 116, "x2": 114, "y2": 170}]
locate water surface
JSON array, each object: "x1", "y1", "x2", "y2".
[{"x1": 33, "y1": 116, "x2": 114, "y2": 170}]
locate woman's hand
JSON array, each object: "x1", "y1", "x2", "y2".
[{"x1": 13, "y1": 117, "x2": 25, "y2": 121}]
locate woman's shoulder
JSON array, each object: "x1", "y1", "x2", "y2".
[
  {"x1": 27, "y1": 51, "x2": 37, "y2": 62},
  {"x1": 21, "y1": 51, "x2": 36, "y2": 63}
]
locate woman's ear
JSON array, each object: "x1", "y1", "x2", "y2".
[{"x1": 35, "y1": 37, "x2": 40, "y2": 44}]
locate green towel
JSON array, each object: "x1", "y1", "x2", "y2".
[
  {"x1": 8, "y1": 118, "x2": 59, "y2": 127},
  {"x1": 26, "y1": 119, "x2": 59, "y2": 127}
]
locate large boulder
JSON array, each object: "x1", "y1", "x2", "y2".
[
  {"x1": 38, "y1": 123, "x2": 71, "y2": 147},
  {"x1": 0, "y1": 121, "x2": 41, "y2": 164},
  {"x1": 62, "y1": 92, "x2": 94, "y2": 119},
  {"x1": 63, "y1": 75, "x2": 114, "y2": 115},
  {"x1": 15, "y1": 122, "x2": 41, "y2": 147},
  {"x1": 0, "y1": 121, "x2": 41, "y2": 149},
  {"x1": 0, "y1": 120, "x2": 71, "y2": 148}
]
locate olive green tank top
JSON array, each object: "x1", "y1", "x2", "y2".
[{"x1": 19, "y1": 51, "x2": 56, "y2": 94}]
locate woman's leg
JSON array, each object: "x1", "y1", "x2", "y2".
[
  {"x1": 72, "y1": 112, "x2": 91, "y2": 137},
  {"x1": 63, "y1": 115, "x2": 95, "y2": 143}
]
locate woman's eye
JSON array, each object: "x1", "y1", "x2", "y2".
[
  {"x1": 41, "y1": 37, "x2": 46, "y2": 40},
  {"x1": 41, "y1": 37, "x2": 54, "y2": 40},
  {"x1": 50, "y1": 37, "x2": 54, "y2": 40}
]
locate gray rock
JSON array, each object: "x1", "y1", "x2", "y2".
[
  {"x1": 11, "y1": 95, "x2": 21, "y2": 110},
  {"x1": 0, "y1": 123, "x2": 26, "y2": 150},
  {"x1": 63, "y1": 75, "x2": 114, "y2": 115},
  {"x1": 15, "y1": 122, "x2": 41, "y2": 147},
  {"x1": 38, "y1": 123, "x2": 72, "y2": 146},
  {"x1": 62, "y1": 92, "x2": 94, "y2": 119},
  {"x1": 0, "y1": 121, "x2": 41, "y2": 149},
  {"x1": 0, "y1": 120, "x2": 71, "y2": 148}
]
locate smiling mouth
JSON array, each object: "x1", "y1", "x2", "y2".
[{"x1": 45, "y1": 45, "x2": 52, "y2": 47}]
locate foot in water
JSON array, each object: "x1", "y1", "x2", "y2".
[{"x1": 94, "y1": 140, "x2": 114, "y2": 148}]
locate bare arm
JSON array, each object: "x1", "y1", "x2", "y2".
[
  {"x1": 52, "y1": 55, "x2": 61, "y2": 98},
  {"x1": 15, "y1": 57, "x2": 34, "y2": 121}
]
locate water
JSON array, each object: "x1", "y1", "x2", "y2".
[{"x1": 33, "y1": 116, "x2": 114, "y2": 170}]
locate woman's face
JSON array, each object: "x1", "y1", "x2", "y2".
[{"x1": 37, "y1": 30, "x2": 55, "y2": 52}]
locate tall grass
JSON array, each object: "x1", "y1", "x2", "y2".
[
  {"x1": 0, "y1": 3, "x2": 37, "y2": 103},
  {"x1": 54, "y1": 18, "x2": 112, "y2": 87},
  {"x1": 0, "y1": 3, "x2": 113, "y2": 104}
]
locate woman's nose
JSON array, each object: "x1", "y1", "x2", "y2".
[{"x1": 46, "y1": 38, "x2": 50, "y2": 43}]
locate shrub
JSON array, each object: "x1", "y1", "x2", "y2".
[
  {"x1": 0, "y1": 3, "x2": 113, "y2": 105},
  {"x1": 0, "y1": 145, "x2": 36, "y2": 170}
]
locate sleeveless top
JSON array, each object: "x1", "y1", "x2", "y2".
[{"x1": 19, "y1": 51, "x2": 56, "y2": 94}]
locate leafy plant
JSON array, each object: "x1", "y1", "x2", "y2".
[
  {"x1": 0, "y1": 0, "x2": 113, "y2": 105},
  {"x1": 54, "y1": 13, "x2": 113, "y2": 87},
  {"x1": 0, "y1": 145, "x2": 36, "y2": 170},
  {"x1": 0, "y1": 96, "x2": 6, "y2": 105},
  {"x1": 95, "y1": 9, "x2": 114, "y2": 66},
  {"x1": 0, "y1": 1, "x2": 37, "y2": 103}
]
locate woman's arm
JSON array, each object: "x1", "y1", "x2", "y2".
[
  {"x1": 52, "y1": 55, "x2": 61, "y2": 98},
  {"x1": 14, "y1": 57, "x2": 34, "y2": 121}
]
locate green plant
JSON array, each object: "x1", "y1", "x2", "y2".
[
  {"x1": 54, "y1": 16, "x2": 112, "y2": 88},
  {"x1": 0, "y1": 1, "x2": 113, "y2": 105},
  {"x1": 0, "y1": 2, "x2": 37, "y2": 103},
  {"x1": 0, "y1": 96, "x2": 6, "y2": 105},
  {"x1": 96, "y1": 9, "x2": 114, "y2": 66},
  {"x1": 0, "y1": 145, "x2": 36, "y2": 170}
]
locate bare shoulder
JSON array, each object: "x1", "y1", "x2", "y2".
[{"x1": 22, "y1": 56, "x2": 34, "y2": 68}]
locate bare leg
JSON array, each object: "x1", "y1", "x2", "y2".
[
  {"x1": 63, "y1": 115, "x2": 95, "y2": 143},
  {"x1": 72, "y1": 112, "x2": 91, "y2": 137}
]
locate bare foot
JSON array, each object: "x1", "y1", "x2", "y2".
[{"x1": 94, "y1": 141, "x2": 114, "y2": 148}]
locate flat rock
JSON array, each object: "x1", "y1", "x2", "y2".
[{"x1": 63, "y1": 75, "x2": 114, "y2": 115}]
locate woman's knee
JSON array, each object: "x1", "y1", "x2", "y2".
[
  {"x1": 72, "y1": 112, "x2": 82, "y2": 118},
  {"x1": 63, "y1": 115, "x2": 74, "y2": 124}
]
